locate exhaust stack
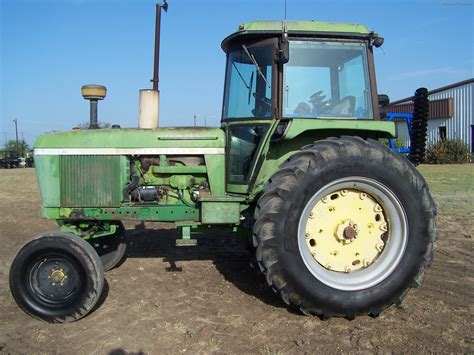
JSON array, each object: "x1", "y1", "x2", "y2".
[
  {"x1": 138, "y1": 89, "x2": 159, "y2": 129},
  {"x1": 138, "y1": 0, "x2": 168, "y2": 129},
  {"x1": 81, "y1": 84, "x2": 107, "y2": 129}
]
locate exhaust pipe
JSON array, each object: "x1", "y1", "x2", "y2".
[
  {"x1": 139, "y1": 89, "x2": 159, "y2": 129},
  {"x1": 138, "y1": 0, "x2": 168, "y2": 129},
  {"x1": 151, "y1": 1, "x2": 168, "y2": 92},
  {"x1": 81, "y1": 84, "x2": 107, "y2": 129}
]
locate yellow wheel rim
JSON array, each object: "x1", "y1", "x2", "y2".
[
  {"x1": 298, "y1": 177, "x2": 407, "y2": 291},
  {"x1": 304, "y1": 188, "x2": 388, "y2": 273}
]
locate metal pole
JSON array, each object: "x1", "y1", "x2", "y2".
[
  {"x1": 90, "y1": 100, "x2": 99, "y2": 129},
  {"x1": 13, "y1": 119, "x2": 19, "y2": 154},
  {"x1": 152, "y1": 1, "x2": 168, "y2": 91}
]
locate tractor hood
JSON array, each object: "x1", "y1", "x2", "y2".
[{"x1": 34, "y1": 127, "x2": 225, "y2": 152}]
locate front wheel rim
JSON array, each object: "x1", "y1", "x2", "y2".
[
  {"x1": 26, "y1": 253, "x2": 83, "y2": 306},
  {"x1": 297, "y1": 177, "x2": 408, "y2": 291}
]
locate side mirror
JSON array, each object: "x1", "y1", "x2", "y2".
[
  {"x1": 372, "y1": 37, "x2": 384, "y2": 48},
  {"x1": 278, "y1": 38, "x2": 289, "y2": 64},
  {"x1": 378, "y1": 94, "x2": 390, "y2": 107}
]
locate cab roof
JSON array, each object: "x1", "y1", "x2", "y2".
[{"x1": 221, "y1": 20, "x2": 375, "y2": 51}]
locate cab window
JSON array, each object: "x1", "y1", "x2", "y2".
[
  {"x1": 223, "y1": 44, "x2": 273, "y2": 119},
  {"x1": 283, "y1": 41, "x2": 373, "y2": 119}
]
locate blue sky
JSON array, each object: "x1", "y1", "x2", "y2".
[{"x1": 1, "y1": 0, "x2": 473, "y2": 146}]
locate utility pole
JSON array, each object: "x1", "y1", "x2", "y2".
[
  {"x1": 13, "y1": 118, "x2": 19, "y2": 155},
  {"x1": 193, "y1": 114, "x2": 197, "y2": 127},
  {"x1": 204, "y1": 115, "x2": 207, "y2": 127}
]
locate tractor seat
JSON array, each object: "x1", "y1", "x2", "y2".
[{"x1": 330, "y1": 96, "x2": 356, "y2": 116}]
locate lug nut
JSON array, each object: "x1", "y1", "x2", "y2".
[{"x1": 375, "y1": 243, "x2": 384, "y2": 252}]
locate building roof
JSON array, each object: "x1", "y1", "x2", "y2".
[
  {"x1": 389, "y1": 78, "x2": 474, "y2": 106},
  {"x1": 221, "y1": 20, "x2": 375, "y2": 51}
]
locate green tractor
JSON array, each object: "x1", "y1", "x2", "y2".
[{"x1": 9, "y1": 19, "x2": 436, "y2": 323}]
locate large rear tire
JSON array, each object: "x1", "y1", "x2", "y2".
[
  {"x1": 253, "y1": 136, "x2": 436, "y2": 319},
  {"x1": 9, "y1": 232, "x2": 104, "y2": 323}
]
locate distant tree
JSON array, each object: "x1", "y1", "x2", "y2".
[
  {"x1": 2, "y1": 140, "x2": 31, "y2": 157},
  {"x1": 76, "y1": 122, "x2": 111, "y2": 129}
]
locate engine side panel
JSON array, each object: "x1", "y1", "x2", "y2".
[{"x1": 33, "y1": 127, "x2": 237, "y2": 223}]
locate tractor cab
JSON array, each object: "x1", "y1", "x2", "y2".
[{"x1": 220, "y1": 21, "x2": 385, "y2": 192}]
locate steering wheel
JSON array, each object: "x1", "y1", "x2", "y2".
[
  {"x1": 309, "y1": 90, "x2": 330, "y2": 114},
  {"x1": 252, "y1": 93, "x2": 272, "y2": 117},
  {"x1": 260, "y1": 96, "x2": 272, "y2": 109}
]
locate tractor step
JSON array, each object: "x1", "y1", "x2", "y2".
[
  {"x1": 175, "y1": 225, "x2": 197, "y2": 246},
  {"x1": 175, "y1": 238, "x2": 197, "y2": 247}
]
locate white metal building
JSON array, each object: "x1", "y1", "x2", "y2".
[{"x1": 385, "y1": 79, "x2": 474, "y2": 152}]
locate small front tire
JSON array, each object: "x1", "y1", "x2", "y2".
[
  {"x1": 9, "y1": 232, "x2": 104, "y2": 323},
  {"x1": 92, "y1": 222, "x2": 127, "y2": 272}
]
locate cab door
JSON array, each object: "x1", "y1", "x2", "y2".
[{"x1": 221, "y1": 38, "x2": 278, "y2": 194}]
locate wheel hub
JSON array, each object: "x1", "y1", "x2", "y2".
[
  {"x1": 30, "y1": 257, "x2": 80, "y2": 304},
  {"x1": 50, "y1": 269, "x2": 66, "y2": 285},
  {"x1": 343, "y1": 225, "x2": 357, "y2": 240},
  {"x1": 335, "y1": 220, "x2": 359, "y2": 244},
  {"x1": 304, "y1": 188, "x2": 388, "y2": 273}
]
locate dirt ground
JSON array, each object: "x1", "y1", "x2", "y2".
[{"x1": 0, "y1": 167, "x2": 472, "y2": 354}]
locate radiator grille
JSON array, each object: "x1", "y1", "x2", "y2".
[{"x1": 60, "y1": 155, "x2": 122, "y2": 207}]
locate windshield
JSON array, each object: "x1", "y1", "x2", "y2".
[
  {"x1": 223, "y1": 44, "x2": 273, "y2": 119},
  {"x1": 284, "y1": 41, "x2": 373, "y2": 119}
]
